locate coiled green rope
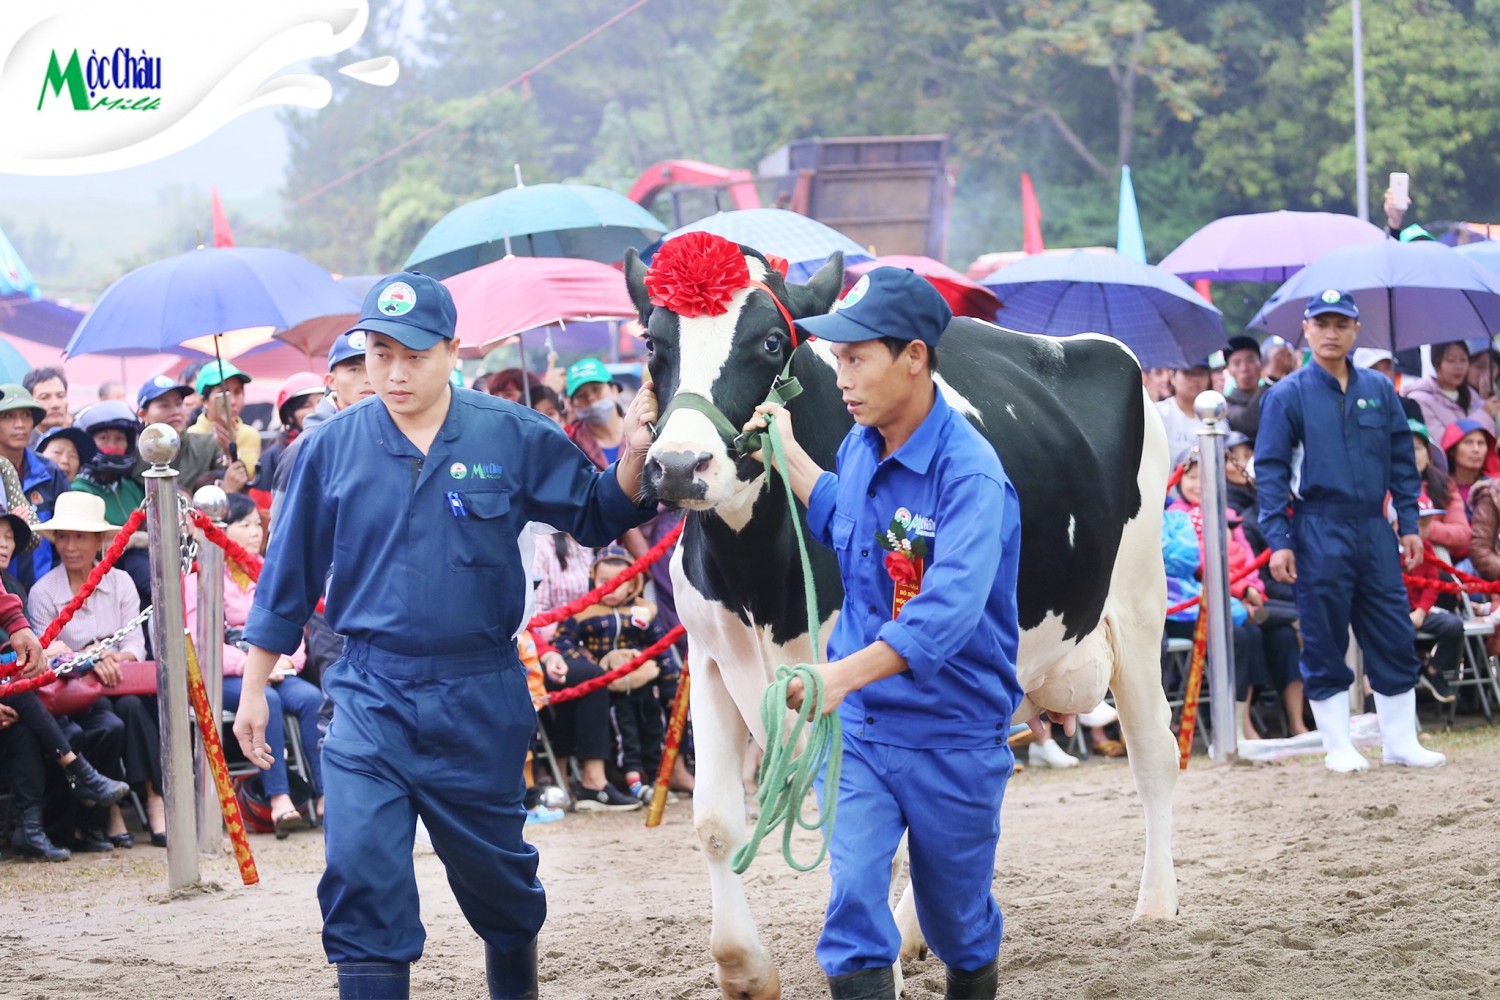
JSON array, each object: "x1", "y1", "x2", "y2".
[{"x1": 730, "y1": 409, "x2": 843, "y2": 875}]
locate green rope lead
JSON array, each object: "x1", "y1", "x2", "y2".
[{"x1": 730, "y1": 410, "x2": 844, "y2": 875}]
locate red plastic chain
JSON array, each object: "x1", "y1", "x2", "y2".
[
  {"x1": 527, "y1": 521, "x2": 683, "y2": 630},
  {"x1": 1164, "y1": 547, "x2": 1272, "y2": 617},
  {"x1": 0, "y1": 510, "x2": 146, "y2": 695},
  {"x1": 546, "y1": 624, "x2": 686, "y2": 705}
]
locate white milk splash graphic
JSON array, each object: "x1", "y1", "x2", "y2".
[{"x1": 1, "y1": 1, "x2": 399, "y2": 175}]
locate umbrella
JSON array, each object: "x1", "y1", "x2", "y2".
[
  {"x1": 274, "y1": 275, "x2": 381, "y2": 358},
  {"x1": 0, "y1": 332, "x2": 180, "y2": 404},
  {"x1": 1159, "y1": 210, "x2": 1388, "y2": 283},
  {"x1": 441, "y1": 256, "x2": 638, "y2": 358},
  {"x1": 1249, "y1": 240, "x2": 1500, "y2": 349},
  {"x1": 1458, "y1": 241, "x2": 1500, "y2": 279},
  {"x1": 979, "y1": 251, "x2": 1227, "y2": 369},
  {"x1": 0, "y1": 294, "x2": 84, "y2": 348},
  {"x1": 65, "y1": 247, "x2": 360, "y2": 358},
  {"x1": 846, "y1": 255, "x2": 1000, "y2": 320},
  {"x1": 0, "y1": 225, "x2": 39, "y2": 299},
  {"x1": 405, "y1": 183, "x2": 666, "y2": 279},
  {"x1": 661, "y1": 209, "x2": 874, "y2": 282}
]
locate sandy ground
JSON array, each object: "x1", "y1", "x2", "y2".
[{"x1": 4, "y1": 720, "x2": 1500, "y2": 1000}]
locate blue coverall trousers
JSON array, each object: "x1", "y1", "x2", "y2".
[
  {"x1": 816, "y1": 735, "x2": 1012, "y2": 977},
  {"x1": 317, "y1": 640, "x2": 545, "y2": 965},
  {"x1": 1292, "y1": 510, "x2": 1421, "y2": 702}
]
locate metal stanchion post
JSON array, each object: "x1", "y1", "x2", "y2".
[
  {"x1": 139, "y1": 424, "x2": 198, "y2": 890},
  {"x1": 193, "y1": 486, "x2": 228, "y2": 856},
  {"x1": 1194, "y1": 391, "x2": 1239, "y2": 763}
]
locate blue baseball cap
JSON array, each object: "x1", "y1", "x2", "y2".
[
  {"x1": 137, "y1": 374, "x2": 193, "y2": 409},
  {"x1": 1304, "y1": 288, "x2": 1359, "y2": 320},
  {"x1": 344, "y1": 271, "x2": 458, "y2": 352},
  {"x1": 795, "y1": 267, "x2": 952, "y2": 347},
  {"x1": 327, "y1": 330, "x2": 368, "y2": 372}
]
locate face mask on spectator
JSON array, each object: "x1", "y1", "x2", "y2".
[{"x1": 579, "y1": 399, "x2": 615, "y2": 425}]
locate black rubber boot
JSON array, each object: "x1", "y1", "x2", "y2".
[
  {"x1": 10, "y1": 807, "x2": 70, "y2": 862},
  {"x1": 827, "y1": 965, "x2": 897, "y2": 999},
  {"x1": 945, "y1": 958, "x2": 998, "y2": 999},
  {"x1": 64, "y1": 756, "x2": 130, "y2": 807},
  {"x1": 336, "y1": 961, "x2": 410, "y2": 999},
  {"x1": 485, "y1": 939, "x2": 538, "y2": 999}
]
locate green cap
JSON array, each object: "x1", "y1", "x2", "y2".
[
  {"x1": 195, "y1": 360, "x2": 252, "y2": 396},
  {"x1": 1409, "y1": 418, "x2": 1431, "y2": 444},
  {"x1": 0, "y1": 384, "x2": 46, "y2": 425},
  {"x1": 565, "y1": 358, "x2": 613, "y2": 398}
]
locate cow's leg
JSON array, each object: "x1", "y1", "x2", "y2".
[
  {"x1": 1106, "y1": 603, "x2": 1179, "y2": 920},
  {"x1": 693, "y1": 656, "x2": 781, "y2": 1000}
]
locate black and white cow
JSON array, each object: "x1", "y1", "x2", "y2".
[{"x1": 625, "y1": 244, "x2": 1176, "y2": 1000}]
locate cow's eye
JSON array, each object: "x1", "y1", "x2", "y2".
[
  {"x1": 763, "y1": 334, "x2": 784, "y2": 354},
  {"x1": 642, "y1": 335, "x2": 655, "y2": 357}
]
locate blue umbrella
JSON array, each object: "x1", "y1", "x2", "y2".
[
  {"x1": 1249, "y1": 240, "x2": 1500, "y2": 350},
  {"x1": 661, "y1": 209, "x2": 874, "y2": 282},
  {"x1": 1457, "y1": 241, "x2": 1500, "y2": 279},
  {"x1": 979, "y1": 251, "x2": 1227, "y2": 369},
  {"x1": 405, "y1": 183, "x2": 666, "y2": 279},
  {"x1": 0, "y1": 295, "x2": 84, "y2": 349},
  {"x1": 66, "y1": 247, "x2": 360, "y2": 357}
]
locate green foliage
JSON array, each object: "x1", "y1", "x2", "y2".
[{"x1": 268, "y1": 0, "x2": 1500, "y2": 286}]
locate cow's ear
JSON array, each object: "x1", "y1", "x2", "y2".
[
  {"x1": 623, "y1": 248, "x2": 652, "y2": 324},
  {"x1": 785, "y1": 251, "x2": 844, "y2": 319}
]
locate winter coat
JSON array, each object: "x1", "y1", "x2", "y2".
[{"x1": 1404, "y1": 375, "x2": 1494, "y2": 445}]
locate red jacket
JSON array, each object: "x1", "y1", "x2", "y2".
[
  {"x1": 1404, "y1": 540, "x2": 1442, "y2": 613},
  {"x1": 0, "y1": 591, "x2": 30, "y2": 637}
]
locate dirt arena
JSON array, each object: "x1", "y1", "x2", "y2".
[{"x1": 4, "y1": 721, "x2": 1498, "y2": 999}]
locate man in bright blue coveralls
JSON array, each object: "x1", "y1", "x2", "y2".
[
  {"x1": 233, "y1": 272, "x2": 659, "y2": 1000},
  {"x1": 742, "y1": 267, "x2": 1023, "y2": 1000},
  {"x1": 1255, "y1": 288, "x2": 1445, "y2": 773}
]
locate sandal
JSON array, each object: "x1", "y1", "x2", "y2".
[{"x1": 273, "y1": 809, "x2": 305, "y2": 840}]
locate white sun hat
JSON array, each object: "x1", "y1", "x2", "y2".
[{"x1": 34, "y1": 492, "x2": 117, "y2": 536}]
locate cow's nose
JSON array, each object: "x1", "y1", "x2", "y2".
[{"x1": 647, "y1": 450, "x2": 712, "y2": 500}]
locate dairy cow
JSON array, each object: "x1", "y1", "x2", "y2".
[{"x1": 626, "y1": 241, "x2": 1176, "y2": 1000}]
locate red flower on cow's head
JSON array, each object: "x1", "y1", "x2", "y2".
[
  {"x1": 645, "y1": 232, "x2": 751, "y2": 318},
  {"x1": 884, "y1": 552, "x2": 919, "y2": 587}
]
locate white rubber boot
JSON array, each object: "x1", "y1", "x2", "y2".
[
  {"x1": 1077, "y1": 701, "x2": 1119, "y2": 728},
  {"x1": 1309, "y1": 692, "x2": 1369, "y2": 772},
  {"x1": 1374, "y1": 689, "x2": 1447, "y2": 768},
  {"x1": 1029, "y1": 738, "x2": 1080, "y2": 769}
]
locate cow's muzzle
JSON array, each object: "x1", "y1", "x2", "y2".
[{"x1": 646, "y1": 449, "x2": 712, "y2": 502}]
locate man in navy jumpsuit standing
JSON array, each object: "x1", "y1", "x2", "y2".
[
  {"x1": 743, "y1": 267, "x2": 1023, "y2": 1000},
  {"x1": 233, "y1": 272, "x2": 659, "y2": 999},
  {"x1": 1256, "y1": 289, "x2": 1445, "y2": 772}
]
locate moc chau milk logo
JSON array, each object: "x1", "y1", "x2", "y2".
[
  {"x1": 378, "y1": 282, "x2": 416, "y2": 316},
  {"x1": 38, "y1": 47, "x2": 163, "y2": 112},
  {"x1": 3, "y1": 2, "x2": 399, "y2": 175}
]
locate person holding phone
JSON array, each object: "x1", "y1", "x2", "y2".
[{"x1": 186, "y1": 361, "x2": 259, "y2": 481}]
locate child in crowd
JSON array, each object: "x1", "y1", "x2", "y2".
[
  {"x1": 1405, "y1": 494, "x2": 1461, "y2": 705},
  {"x1": 517, "y1": 629, "x2": 564, "y2": 826},
  {"x1": 553, "y1": 547, "x2": 681, "y2": 803}
]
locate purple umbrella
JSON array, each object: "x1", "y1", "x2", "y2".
[
  {"x1": 1160, "y1": 210, "x2": 1388, "y2": 283},
  {"x1": 1248, "y1": 240, "x2": 1500, "y2": 350}
]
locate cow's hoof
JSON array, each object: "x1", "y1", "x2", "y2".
[
  {"x1": 1131, "y1": 898, "x2": 1179, "y2": 922},
  {"x1": 716, "y1": 964, "x2": 781, "y2": 1000}
]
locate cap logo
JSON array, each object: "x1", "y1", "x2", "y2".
[
  {"x1": 153, "y1": 375, "x2": 174, "y2": 388},
  {"x1": 348, "y1": 332, "x2": 367, "y2": 350},
  {"x1": 1321, "y1": 289, "x2": 1342, "y2": 304},
  {"x1": 378, "y1": 281, "x2": 417, "y2": 316},
  {"x1": 836, "y1": 275, "x2": 870, "y2": 312},
  {"x1": 449, "y1": 462, "x2": 467, "y2": 479}
]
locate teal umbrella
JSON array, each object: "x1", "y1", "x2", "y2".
[
  {"x1": 0, "y1": 336, "x2": 32, "y2": 383},
  {"x1": 0, "y1": 224, "x2": 39, "y2": 299},
  {"x1": 405, "y1": 183, "x2": 666, "y2": 279}
]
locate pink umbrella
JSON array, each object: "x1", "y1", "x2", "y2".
[
  {"x1": 1159, "y1": 210, "x2": 1388, "y2": 283},
  {"x1": 845, "y1": 255, "x2": 1001, "y2": 320},
  {"x1": 442, "y1": 256, "x2": 638, "y2": 358},
  {"x1": 0, "y1": 332, "x2": 178, "y2": 409}
]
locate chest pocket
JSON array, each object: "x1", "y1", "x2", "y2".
[
  {"x1": 830, "y1": 512, "x2": 857, "y2": 552},
  {"x1": 450, "y1": 487, "x2": 513, "y2": 570}
]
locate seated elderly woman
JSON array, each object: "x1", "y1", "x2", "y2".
[
  {"x1": 27, "y1": 492, "x2": 163, "y2": 846},
  {"x1": 186, "y1": 493, "x2": 322, "y2": 836}
]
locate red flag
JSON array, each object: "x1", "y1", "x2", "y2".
[
  {"x1": 211, "y1": 186, "x2": 235, "y2": 248},
  {"x1": 1021, "y1": 172, "x2": 1044, "y2": 255},
  {"x1": 1194, "y1": 278, "x2": 1213, "y2": 303}
]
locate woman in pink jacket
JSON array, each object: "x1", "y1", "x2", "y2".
[
  {"x1": 1404, "y1": 341, "x2": 1496, "y2": 445},
  {"x1": 186, "y1": 493, "x2": 322, "y2": 837}
]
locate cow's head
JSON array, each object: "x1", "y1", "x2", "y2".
[{"x1": 625, "y1": 234, "x2": 843, "y2": 512}]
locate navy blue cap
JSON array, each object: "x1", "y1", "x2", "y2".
[
  {"x1": 1304, "y1": 288, "x2": 1359, "y2": 320},
  {"x1": 795, "y1": 267, "x2": 952, "y2": 347},
  {"x1": 327, "y1": 330, "x2": 368, "y2": 372},
  {"x1": 136, "y1": 374, "x2": 193, "y2": 409},
  {"x1": 344, "y1": 272, "x2": 458, "y2": 351}
]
